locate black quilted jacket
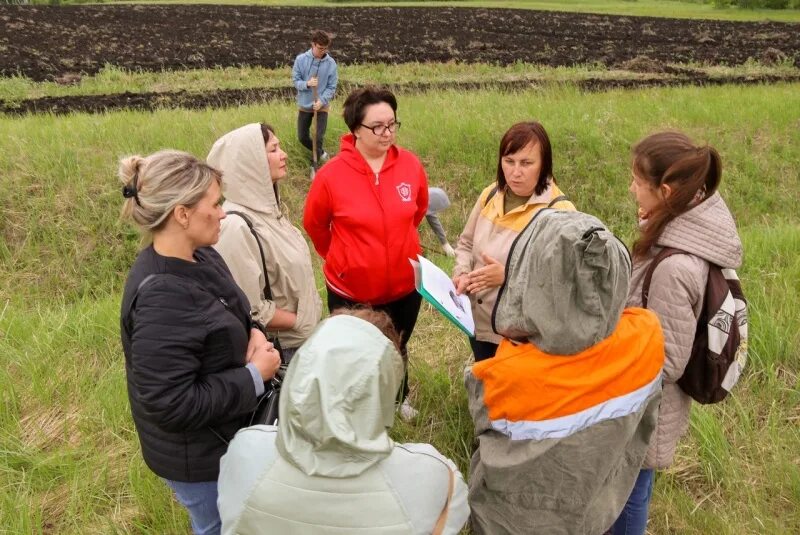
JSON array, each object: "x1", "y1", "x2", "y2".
[{"x1": 120, "y1": 245, "x2": 257, "y2": 482}]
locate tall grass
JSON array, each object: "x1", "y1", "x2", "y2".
[{"x1": 1, "y1": 82, "x2": 798, "y2": 533}]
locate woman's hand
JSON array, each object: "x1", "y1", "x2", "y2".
[
  {"x1": 465, "y1": 254, "x2": 505, "y2": 294},
  {"x1": 247, "y1": 328, "x2": 281, "y2": 380},
  {"x1": 453, "y1": 274, "x2": 470, "y2": 295}
]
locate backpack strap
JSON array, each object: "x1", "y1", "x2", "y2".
[
  {"x1": 641, "y1": 247, "x2": 686, "y2": 308},
  {"x1": 547, "y1": 194, "x2": 568, "y2": 208}
]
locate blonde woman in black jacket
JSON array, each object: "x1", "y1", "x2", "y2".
[{"x1": 119, "y1": 150, "x2": 280, "y2": 535}]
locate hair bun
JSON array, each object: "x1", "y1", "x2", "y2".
[{"x1": 122, "y1": 184, "x2": 138, "y2": 199}]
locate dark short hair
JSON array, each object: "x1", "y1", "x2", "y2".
[
  {"x1": 496, "y1": 121, "x2": 554, "y2": 197},
  {"x1": 311, "y1": 30, "x2": 332, "y2": 46},
  {"x1": 260, "y1": 123, "x2": 275, "y2": 143},
  {"x1": 342, "y1": 86, "x2": 398, "y2": 133}
]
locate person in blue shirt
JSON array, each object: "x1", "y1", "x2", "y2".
[{"x1": 291, "y1": 30, "x2": 338, "y2": 164}]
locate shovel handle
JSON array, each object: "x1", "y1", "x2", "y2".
[{"x1": 311, "y1": 85, "x2": 319, "y2": 165}]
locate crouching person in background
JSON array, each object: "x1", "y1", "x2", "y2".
[
  {"x1": 217, "y1": 309, "x2": 470, "y2": 535},
  {"x1": 425, "y1": 187, "x2": 456, "y2": 257},
  {"x1": 466, "y1": 209, "x2": 665, "y2": 535}
]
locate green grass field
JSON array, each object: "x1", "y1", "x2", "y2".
[
  {"x1": 1, "y1": 82, "x2": 799, "y2": 533},
  {"x1": 3, "y1": 60, "x2": 798, "y2": 104}
]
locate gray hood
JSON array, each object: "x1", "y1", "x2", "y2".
[
  {"x1": 493, "y1": 210, "x2": 632, "y2": 355},
  {"x1": 427, "y1": 187, "x2": 451, "y2": 215},
  {"x1": 276, "y1": 315, "x2": 405, "y2": 477},
  {"x1": 658, "y1": 192, "x2": 742, "y2": 268},
  {"x1": 207, "y1": 123, "x2": 280, "y2": 216}
]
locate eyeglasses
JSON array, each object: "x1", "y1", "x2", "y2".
[{"x1": 359, "y1": 122, "x2": 401, "y2": 136}]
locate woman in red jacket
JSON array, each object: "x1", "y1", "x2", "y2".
[{"x1": 304, "y1": 86, "x2": 429, "y2": 418}]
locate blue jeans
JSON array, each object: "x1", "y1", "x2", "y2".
[
  {"x1": 163, "y1": 479, "x2": 221, "y2": 535},
  {"x1": 611, "y1": 469, "x2": 655, "y2": 535}
]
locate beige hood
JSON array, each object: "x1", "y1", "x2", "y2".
[
  {"x1": 208, "y1": 123, "x2": 280, "y2": 216},
  {"x1": 276, "y1": 315, "x2": 405, "y2": 477},
  {"x1": 209, "y1": 123, "x2": 322, "y2": 348}
]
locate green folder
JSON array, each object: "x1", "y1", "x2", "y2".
[{"x1": 410, "y1": 255, "x2": 475, "y2": 337}]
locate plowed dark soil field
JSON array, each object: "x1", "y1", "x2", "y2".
[{"x1": 2, "y1": 5, "x2": 798, "y2": 81}]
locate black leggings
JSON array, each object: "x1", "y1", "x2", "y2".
[
  {"x1": 470, "y1": 338, "x2": 499, "y2": 362},
  {"x1": 327, "y1": 288, "x2": 422, "y2": 401}
]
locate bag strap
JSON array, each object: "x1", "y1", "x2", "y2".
[
  {"x1": 226, "y1": 211, "x2": 283, "y2": 354},
  {"x1": 227, "y1": 211, "x2": 275, "y2": 301},
  {"x1": 484, "y1": 187, "x2": 568, "y2": 209},
  {"x1": 431, "y1": 467, "x2": 455, "y2": 535},
  {"x1": 641, "y1": 247, "x2": 685, "y2": 308},
  {"x1": 547, "y1": 194, "x2": 568, "y2": 207},
  {"x1": 483, "y1": 185, "x2": 498, "y2": 207}
]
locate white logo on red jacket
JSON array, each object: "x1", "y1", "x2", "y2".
[{"x1": 396, "y1": 182, "x2": 412, "y2": 202}]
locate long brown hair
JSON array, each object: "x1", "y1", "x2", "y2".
[{"x1": 631, "y1": 131, "x2": 722, "y2": 258}]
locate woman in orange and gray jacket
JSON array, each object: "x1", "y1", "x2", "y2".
[
  {"x1": 452, "y1": 121, "x2": 574, "y2": 361},
  {"x1": 466, "y1": 209, "x2": 664, "y2": 535}
]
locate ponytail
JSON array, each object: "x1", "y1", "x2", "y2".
[{"x1": 631, "y1": 132, "x2": 722, "y2": 258}]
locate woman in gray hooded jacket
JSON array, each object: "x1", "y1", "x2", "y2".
[{"x1": 209, "y1": 123, "x2": 322, "y2": 362}]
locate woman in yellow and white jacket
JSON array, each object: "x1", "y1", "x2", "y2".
[{"x1": 453, "y1": 121, "x2": 574, "y2": 361}]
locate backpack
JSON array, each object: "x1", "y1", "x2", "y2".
[{"x1": 642, "y1": 247, "x2": 748, "y2": 404}]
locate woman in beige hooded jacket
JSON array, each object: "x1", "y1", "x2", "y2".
[
  {"x1": 209, "y1": 123, "x2": 322, "y2": 360},
  {"x1": 611, "y1": 131, "x2": 743, "y2": 535}
]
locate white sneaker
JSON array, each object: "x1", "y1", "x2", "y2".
[
  {"x1": 320, "y1": 151, "x2": 330, "y2": 162},
  {"x1": 399, "y1": 400, "x2": 419, "y2": 421}
]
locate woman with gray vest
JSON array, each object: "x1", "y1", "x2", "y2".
[
  {"x1": 453, "y1": 121, "x2": 574, "y2": 362},
  {"x1": 209, "y1": 123, "x2": 322, "y2": 362}
]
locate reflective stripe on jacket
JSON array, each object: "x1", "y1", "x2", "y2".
[{"x1": 466, "y1": 308, "x2": 664, "y2": 534}]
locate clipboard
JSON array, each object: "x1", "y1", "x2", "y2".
[{"x1": 410, "y1": 255, "x2": 475, "y2": 337}]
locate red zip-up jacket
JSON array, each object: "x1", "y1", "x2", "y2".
[{"x1": 304, "y1": 133, "x2": 429, "y2": 305}]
